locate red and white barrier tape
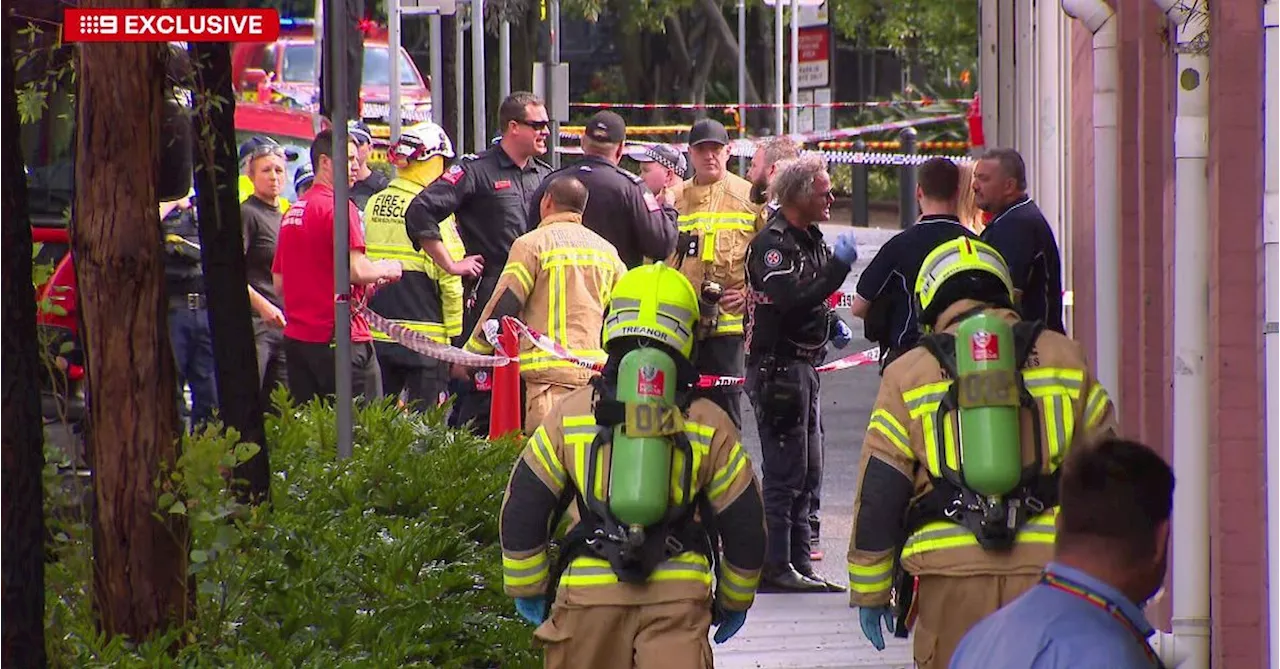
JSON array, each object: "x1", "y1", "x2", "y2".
[
  {"x1": 359, "y1": 305, "x2": 513, "y2": 368},
  {"x1": 568, "y1": 99, "x2": 973, "y2": 111}
]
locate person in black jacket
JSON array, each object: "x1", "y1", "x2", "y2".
[
  {"x1": 973, "y1": 148, "x2": 1066, "y2": 334},
  {"x1": 405, "y1": 91, "x2": 553, "y2": 434},
  {"x1": 348, "y1": 121, "x2": 391, "y2": 211},
  {"x1": 744, "y1": 154, "x2": 858, "y2": 593},
  {"x1": 161, "y1": 193, "x2": 218, "y2": 431},
  {"x1": 850, "y1": 157, "x2": 978, "y2": 372},
  {"x1": 527, "y1": 111, "x2": 678, "y2": 268}
]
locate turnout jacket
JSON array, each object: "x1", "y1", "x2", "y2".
[
  {"x1": 464, "y1": 212, "x2": 626, "y2": 388},
  {"x1": 846, "y1": 299, "x2": 1118, "y2": 608},
  {"x1": 499, "y1": 386, "x2": 768, "y2": 610},
  {"x1": 668, "y1": 172, "x2": 763, "y2": 338},
  {"x1": 364, "y1": 177, "x2": 466, "y2": 356}
]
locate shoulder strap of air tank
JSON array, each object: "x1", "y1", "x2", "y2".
[
  {"x1": 1012, "y1": 320, "x2": 1046, "y2": 370},
  {"x1": 918, "y1": 333, "x2": 959, "y2": 379}
]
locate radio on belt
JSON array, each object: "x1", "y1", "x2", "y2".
[{"x1": 697, "y1": 281, "x2": 723, "y2": 339}]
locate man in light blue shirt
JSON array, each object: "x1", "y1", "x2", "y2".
[{"x1": 950, "y1": 437, "x2": 1174, "y2": 669}]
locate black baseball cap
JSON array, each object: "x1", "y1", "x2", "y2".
[
  {"x1": 238, "y1": 136, "x2": 300, "y2": 164},
  {"x1": 585, "y1": 111, "x2": 626, "y2": 144},
  {"x1": 688, "y1": 118, "x2": 730, "y2": 146},
  {"x1": 633, "y1": 144, "x2": 688, "y2": 179}
]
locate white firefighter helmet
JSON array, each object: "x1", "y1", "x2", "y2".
[{"x1": 390, "y1": 121, "x2": 455, "y2": 164}]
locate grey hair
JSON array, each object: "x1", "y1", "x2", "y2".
[
  {"x1": 756, "y1": 135, "x2": 801, "y2": 171},
  {"x1": 980, "y1": 147, "x2": 1028, "y2": 191},
  {"x1": 768, "y1": 153, "x2": 828, "y2": 207}
]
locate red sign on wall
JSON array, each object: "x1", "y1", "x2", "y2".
[{"x1": 797, "y1": 27, "x2": 830, "y2": 88}]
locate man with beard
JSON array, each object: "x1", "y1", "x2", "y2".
[
  {"x1": 405, "y1": 91, "x2": 554, "y2": 435},
  {"x1": 746, "y1": 135, "x2": 801, "y2": 207}
]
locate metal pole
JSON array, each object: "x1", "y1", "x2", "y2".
[
  {"x1": 471, "y1": 0, "x2": 487, "y2": 152},
  {"x1": 898, "y1": 127, "x2": 918, "y2": 229},
  {"x1": 455, "y1": 13, "x2": 465, "y2": 149},
  {"x1": 389, "y1": 0, "x2": 402, "y2": 141},
  {"x1": 429, "y1": 14, "x2": 443, "y2": 126},
  {"x1": 313, "y1": 0, "x2": 324, "y2": 134},
  {"x1": 737, "y1": 0, "x2": 746, "y2": 176},
  {"x1": 851, "y1": 141, "x2": 868, "y2": 227},
  {"x1": 789, "y1": 0, "x2": 799, "y2": 134},
  {"x1": 774, "y1": 0, "x2": 783, "y2": 134},
  {"x1": 328, "y1": 0, "x2": 353, "y2": 460},
  {"x1": 549, "y1": 0, "x2": 561, "y2": 168},
  {"x1": 500, "y1": 19, "x2": 511, "y2": 100}
]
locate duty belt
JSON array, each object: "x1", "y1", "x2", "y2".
[{"x1": 169, "y1": 293, "x2": 206, "y2": 310}]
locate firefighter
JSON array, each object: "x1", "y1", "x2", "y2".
[
  {"x1": 846, "y1": 237, "x2": 1119, "y2": 669},
  {"x1": 499, "y1": 262, "x2": 767, "y2": 668},
  {"x1": 668, "y1": 118, "x2": 762, "y2": 429},
  {"x1": 363, "y1": 121, "x2": 467, "y2": 409},
  {"x1": 461, "y1": 176, "x2": 627, "y2": 430},
  {"x1": 405, "y1": 91, "x2": 553, "y2": 435}
]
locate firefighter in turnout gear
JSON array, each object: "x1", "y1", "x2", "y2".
[
  {"x1": 462, "y1": 176, "x2": 627, "y2": 430},
  {"x1": 498, "y1": 263, "x2": 767, "y2": 669},
  {"x1": 667, "y1": 119, "x2": 763, "y2": 429},
  {"x1": 364, "y1": 121, "x2": 466, "y2": 408},
  {"x1": 845, "y1": 237, "x2": 1118, "y2": 669}
]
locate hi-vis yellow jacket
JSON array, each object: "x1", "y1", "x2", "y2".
[
  {"x1": 364, "y1": 177, "x2": 466, "y2": 345},
  {"x1": 464, "y1": 212, "x2": 626, "y2": 388},
  {"x1": 668, "y1": 173, "x2": 763, "y2": 338},
  {"x1": 846, "y1": 300, "x2": 1119, "y2": 608},
  {"x1": 499, "y1": 386, "x2": 767, "y2": 610}
]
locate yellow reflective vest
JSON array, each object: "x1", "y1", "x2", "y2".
[
  {"x1": 364, "y1": 177, "x2": 465, "y2": 345},
  {"x1": 846, "y1": 300, "x2": 1119, "y2": 608},
  {"x1": 239, "y1": 175, "x2": 290, "y2": 214},
  {"x1": 668, "y1": 172, "x2": 763, "y2": 338}
]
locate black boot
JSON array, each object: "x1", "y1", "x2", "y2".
[
  {"x1": 759, "y1": 564, "x2": 829, "y2": 593},
  {"x1": 795, "y1": 565, "x2": 848, "y2": 593}
]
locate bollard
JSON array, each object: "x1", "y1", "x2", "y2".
[
  {"x1": 851, "y1": 140, "x2": 869, "y2": 227},
  {"x1": 488, "y1": 317, "x2": 523, "y2": 440},
  {"x1": 898, "y1": 128, "x2": 919, "y2": 229}
]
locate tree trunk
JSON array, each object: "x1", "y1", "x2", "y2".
[
  {"x1": 75, "y1": 0, "x2": 189, "y2": 640},
  {"x1": 697, "y1": 0, "x2": 762, "y2": 104},
  {"x1": 185, "y1": 36, "x2": 271, "y2": 503},
  {"x1": 1, "y1": 16, "x2": 48, "y2": 668}
]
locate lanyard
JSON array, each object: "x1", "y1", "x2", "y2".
[{"x1": 1039, "y1": 571, "x2": 1165, "y2": 668}]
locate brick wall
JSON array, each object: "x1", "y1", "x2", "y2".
[
  {"x1": 1206, "y1": 0, "x2": 1267, "y2": 666},
  {"x1": 1116, "y1": 0, "x2": 1143, "y2": 428},
  {"x1": 1070, "y1": 22, "x2": 1096, "y2": 362}
]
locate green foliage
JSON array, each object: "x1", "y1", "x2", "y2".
[
  {"x1": 45, "y1": 398, "x2": 539, "y2": 668},
  {"x1": 830, "y1": 0, "x2": 979, "y2": 82}
]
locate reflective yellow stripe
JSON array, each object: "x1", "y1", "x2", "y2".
[
  {"x1": 365, "y1": 243, "x2": 429, "y2": 272},
  {"x1": 868, "y1": 409, "x2": 914, "y2": 460},
  {"x1": 557, "y1": 266, "x2": 569, "y2": 348},
  {"x1": 503, "y1": 552, "x2": 549, "y2": 587},
  {"x1": 370, "y1": 319, "x2": 448, "y2": 344},
  {"x1": 562, "y1": 415, "x2": 597, "y2": 491},
  {"x1": 671, "y1": 423, "x2": 712, "y2": 505},
  {"x1": 502, "y1": 262, "x2": 534, "y2": 294},
  {"x1": 676, "y1": 212, "x2": 756, "y2": 232},
  {"x1": 903, "y1": 382, "x2": 950, "y2": 419},
  {"x1": 847, "y1": 560, "x2": 894, "y2": 595},
  {"x1": 1022, "y1": 368, "x2": 1084, "y2": 399},
  {"x1": 1085, "y1": 383, "x2": 1110, "y2": 427},
  {"x1": 708, "y1": 443, "x2": 748, "y2": 501},
  {"x1": 901, "y1": 511, "x2": 1058, "y2": 560},
  {"x1": 528, "y1": 426, "x2": 566, "y2": 489},
  {"x1": 718, "y1": 566, "x2": 759, "y2": 603},
  {"x1": 520, "y1": 348, "x2": 605, "y2": 373},
  {"x1": 713, "y1": 312, "x2": 744, "y2": 335},
  {"x1": 942, "y1": 413, "x2": 959, "y2": 472},
  {"x1": 546, "y1": 266, "x2": 560, "y2": 344},
  {"x1": 920, "y1": 408, "x2": 942, "y2": 478},
  {"x1": 560, "y1": 552, "x2": 712, "y2": 588},
  {"x1": 1042, "y1": 395, "x2": 1065, "y2": 465}
]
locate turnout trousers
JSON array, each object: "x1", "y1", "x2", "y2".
[
  {"x1": 912, "y1": 573, "x2": 1039, "y2": 669},
  {"x1": 747, "y1": 360, "x2": 822, "y2": 571},
  {"x1": 534, "y1": 600, "x2": 714, "y2": 669},
  {"x1": 691, "y1": 335, "x2": 745, "y2": 429}
]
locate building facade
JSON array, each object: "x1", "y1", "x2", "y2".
[{"x1": 1065, "y1": 1, "x2": 1272, "y2": 667}]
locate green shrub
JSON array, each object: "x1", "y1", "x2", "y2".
[{"x1": 45, "y1": 395, "x2": 540, "y2": 668}]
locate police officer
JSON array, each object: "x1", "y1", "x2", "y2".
[
  {"x1": 670, "y1": 118, "x2": 761, "y2": 428},
  {"x1": 348, "y1": 121, "x2": 391, "y2": 211},
  {"x1": 745, "y1": 155, "x2": 858, "y2": 592},
  {"x1": 364, "y1": 121, "x2": 466, "y2": 409},
  {"x1": 850, "y1": 157, "x2": 978, "y2": 372},
  {"x1": 161, "y1": 192, "x2": 218, "y2": 431},
  {"x1": 846, "y1": 237, "x2": 1118, "y2": 669},
  {"x1": 528, "y1": 111, "x2": 678, "y2": 269},
  {"x1": 405, "y1": 91, "x2": 553, "y2": 434},
  {"x1": 632, "y1": 143, "x2": 687, "y2": 202}
]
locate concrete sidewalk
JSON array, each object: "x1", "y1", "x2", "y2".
[{"x1": 715, "y1": 593, "x2": 915, "y2": 669}]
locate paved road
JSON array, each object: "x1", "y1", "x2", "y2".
[{"x1": 717, "y1": 225, "x2": 919, "y2": 668}]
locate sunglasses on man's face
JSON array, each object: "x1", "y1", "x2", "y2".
[{"x1": 515, "y1": 118, "x2": 550, "y2": 132}]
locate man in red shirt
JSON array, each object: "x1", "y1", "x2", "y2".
[{"x1": 273, "y1": 128, "x2": 403, "y2": 405}]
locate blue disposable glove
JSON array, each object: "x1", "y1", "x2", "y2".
[
  {"x1": 833, "y1": 233, "x2": 859, "y2": 265},
  {"x1": 713, "y1": 610, "x2": 748, "y2": 644},
  {"x1": 514, "y1": 596, "x2": 547, "y2": 626},
  {"x1": 858, "y1": 606, "x2": 895, "y2": 651},
  {"x1": 830, "y1": 318, "x2": 853, "y2": 349}
]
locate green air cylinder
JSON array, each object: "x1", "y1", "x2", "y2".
[
  {"x1": 954, "y1": 313, "x2": 1023, "y2": 497},
  {"x1": 608, "y1": 347, "x2": 678, "y2": 527}
]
